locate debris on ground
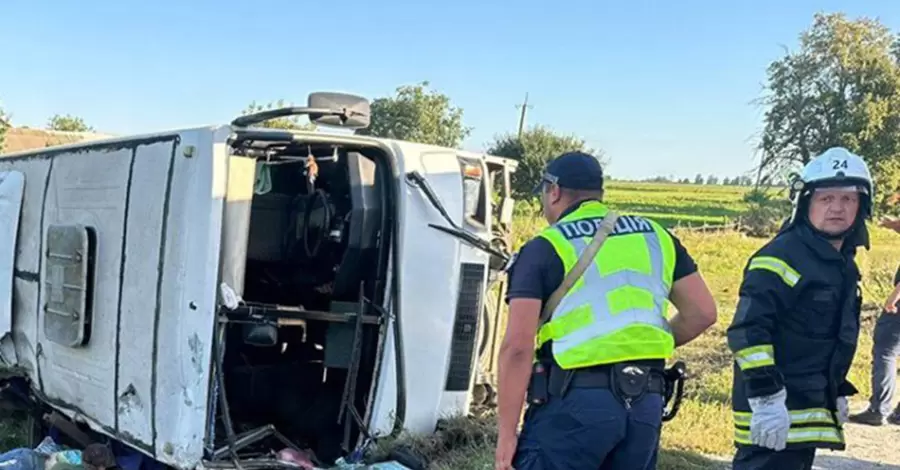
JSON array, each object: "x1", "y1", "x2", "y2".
[
  {"x1": 359, "y1": 414, "x2": 497, "y2": 470},
  {"x1": 0, "y1": 437, "x2": 116, "y2": 470},
  {"x1": 276, "y1": 448, "x2": 316, "y2": 469}
]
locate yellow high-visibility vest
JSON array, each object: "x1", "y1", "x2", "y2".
[{"x1": 536, "y1": 201, "x2": 677, "y2": 369}]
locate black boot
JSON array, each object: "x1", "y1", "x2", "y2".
[
  {"x1": 848, "y1": 408, "x2": 885, "y2": 426},
  {"x1": 887, "y1": 407, "x2": 900, "y2": 425}
]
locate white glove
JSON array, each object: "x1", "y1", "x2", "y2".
[
  {"x1": 747, "y1": 388, "x2": 790, "y2": 451},
  {"x1": 836, "y1": 396, "x2": 849, "y2": 425}
]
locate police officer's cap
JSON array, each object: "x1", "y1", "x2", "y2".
[{"x1": 532, "y1": 151, "x2": 605, "y2": 195}]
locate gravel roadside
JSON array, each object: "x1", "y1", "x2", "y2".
[
  {"x1": 699, "y1": 398, "x2": 900, "y2": 469},
  {"x1": 810, "y1": 407, "x2": 900, "y2": 470}
]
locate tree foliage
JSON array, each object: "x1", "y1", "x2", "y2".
[
  {"x1": 758, "y1": 12, "x2": 900, "y2": 212},
  {"x1": 487, "y1": 125, "x2": 602, "y2": 198},
  {"x1": 0, "y1": 102, "x2": 9, "y2": 153},
  {"x1": 47, "y1": 114, "x2": 93, "y2": 132},
  {"x1": 239, "y1": 100, "x2": 315, "y2": 130},
  {"x1": 358, "y1": 81, "x2": 471, "y2": 148}
]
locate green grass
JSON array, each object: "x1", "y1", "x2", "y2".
[
  {"x1": 0, "y1": 411, "x2": 27, "y2": 451},
  {"x1": 1, "y1": 181, "x2": 894, "y2": 470},
  {"x1": 452, "y1": 182, "x2": 900, "y2": 469},
  {"x1": 513, "y1": 181, "x2": 786, "y2": 231}
]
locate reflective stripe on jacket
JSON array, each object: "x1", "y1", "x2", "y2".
[
  {"x1": 536, "y1": 201, "x2": 678, "y2": 369},
  {"x1": 727, "y1": 223, "x2": 862, "y2": 451}
]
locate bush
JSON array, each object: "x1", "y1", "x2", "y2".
[{"x1": 739, "y1": 188, "x2": 791, "y2": 237}]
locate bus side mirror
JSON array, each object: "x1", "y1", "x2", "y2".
[{"x1": 499, "y1": 197, "x2": 515, "y2": 226}]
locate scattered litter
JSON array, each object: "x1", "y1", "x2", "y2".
[
  {"x1": 332, "y1": 458, "x2": 412, "y2": 470},
  {"x1": 276, "y1": 448, "x2": 315, "y2": 469},
  {"x1": 32, "y1": 437, "x2": 64, "y2": 456}
]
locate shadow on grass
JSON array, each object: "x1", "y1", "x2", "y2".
[{"x1": 659, "y1": 449, "x2": 729, "y2": 470}]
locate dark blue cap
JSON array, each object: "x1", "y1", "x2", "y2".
[{"x1": 532, "y1": 151, "x2": 605, "y2": 195}]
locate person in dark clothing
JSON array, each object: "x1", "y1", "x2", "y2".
[
  {"x1": 726, "y1": 147, "x2": 874, "y2": 470},
  {"x1": 848, "y1": 264, "x2": 900, "y2": 426},
  {"x1": 493, "y1": 152, "x2": 718, "y2": 470}
]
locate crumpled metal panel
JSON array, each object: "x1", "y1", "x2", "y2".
[
  {"x1": 43, "y1": 224, "x2": 91, "y2": 347},
  {"x1": 0, "y1": 170, "x2": 25, "y2": 343}
]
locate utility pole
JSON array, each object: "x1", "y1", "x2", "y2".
[{"x1": 515, "y1": 92, "x2": 532, "y2": 139}]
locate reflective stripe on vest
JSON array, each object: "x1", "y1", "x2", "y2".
[{"x1": 537, "y1": 201, "x2": 677, "y2": 369}]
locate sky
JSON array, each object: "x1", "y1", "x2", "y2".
[{"x1": 2, "y1": 1, "x2": 899, "y2": 181}]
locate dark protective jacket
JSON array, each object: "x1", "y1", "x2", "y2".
[{"x1": 727, "y1": 223, "x2": 863, "y2": 451}]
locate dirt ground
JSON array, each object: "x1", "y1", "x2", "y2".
[
  {"x1": 697, "y1": 397, "x2": 900, "y2": 469},
  {"x1": 810, "y1": 404, "x2": 900, "y2": 470}
]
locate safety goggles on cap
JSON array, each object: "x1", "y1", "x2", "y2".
[{"x1": 531, "y1": 173, "x2": 560, "y2": 195}]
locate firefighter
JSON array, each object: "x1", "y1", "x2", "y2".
[
  {"x1": 726, "y1": 147, "x2": 873, "y2": 470},
  {"x1": 494, "y1": 151, "x2": 718, "y2": 470}
]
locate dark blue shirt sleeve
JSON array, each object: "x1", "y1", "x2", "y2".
[
  {"x1": 505, "y1": 228, "x2": 698, "y2": 306},
  {"x1": 667, "y1": 229, "x2": 698, "y2": 282},
  {"x1": 505, "y1": 237, "x2": 564, "y2": 304}
]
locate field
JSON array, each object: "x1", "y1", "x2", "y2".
[
  {"x1": 1, "y1": 181, "x2": 897, "y2": 469},
  {"x1": 443, "y1": 181, "x2": 900, "y2": 469}
]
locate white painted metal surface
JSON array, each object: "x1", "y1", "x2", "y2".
[
  {"x1": 39, "y1": 144, "x2": 134, "y2": 428},
  {"x1": 0, "y1": 122, "x2": 510, "y2": 468},
  {"x1": 439, "y1": 152, "x2": 492, "y2": 416},
  {"x1": 368, "y1": 141, "x2": 466, "y2": 436},
  {"x1": 0, "y1": 127, "x2": 229, "y2": 470},
  {"x1": 151, "y1": 127, "x2": 228, "y2": 467},
  {"x1": 0, "y1": 158, "x2": 52, "y2": 378},
  {"x1": 0, "y1": 170, "x2": 25, "y2": 341},
  {"x1": 116, "y1": 140, "x2": 181, "y2": 449}
]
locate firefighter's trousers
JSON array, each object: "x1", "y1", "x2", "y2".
[{"x1": 732, "y1": 445, "x2": 816, "y2": 470}]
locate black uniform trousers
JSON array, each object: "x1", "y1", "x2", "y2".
[{"x1": 733, "y1": 446, "x2": 816, "y2": 470}]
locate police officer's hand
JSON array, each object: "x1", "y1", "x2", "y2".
[
  {"x1": 885, "y1": 299, "x2": 899, "y2": 314},
  {"x1": 494, "y1": 435, "x2": 517, "y2": 470}
]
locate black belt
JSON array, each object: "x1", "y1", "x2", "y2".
[{"x1": 548, "y1": 363, "x2": 666, "y2": 396}]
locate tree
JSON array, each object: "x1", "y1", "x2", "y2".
[
  {"x1": 706, "y1": 174, "x2": 719, "y2": 185},
  {"x1": 358, "y1": 81, "x2": 471, "y2": 148},
  {"x1": 694, "y1": 173, "x2": 704, "y2": 185},
  {"x1": 486, "y1": 124, "x2": 603, "y2": 198},
  {"x1": 757, "y1": 12, "x2": 900, "y2": 212},
  {"x1": 0, "y1": 102, "x2": 9, "y2": 152},
  {"x1": 47, "y1": 114, "x2": 93, "y2": 132},
  {"x1": 239, "y1": 100, "x2": 315, "y2": 130}
]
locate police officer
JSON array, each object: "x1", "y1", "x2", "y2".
[
  {"x1": 493, "y1": 151, "x2": 718, "y2": 470},
  {"x1": 726, "y1": 147, "x2": 873, "y2": 469}
]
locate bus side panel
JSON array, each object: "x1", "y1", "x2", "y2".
[
  {"x1": 0, "y1": 158, "x2": 50, "y2": 377},
  {"x1": 153, "y1": 128, "x2": 228, "y2": 467},
  {"x1": 38, "y1": 147, "x2": 134, "y2": 428},
  {"x1": 115, "y1": 140, "x2": 179, "y2": 449},
  {"x1": 0, "y1": 171, "x2": 24, "y2": 341}
]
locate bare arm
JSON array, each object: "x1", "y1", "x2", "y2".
[
  {"x1": 668, "y1": 271, "x2": 718, "y2": 347},
  {"x1": 885, "y1": 282, "x2": 900, "y2": 313},
  {"x1": 496, "y1": 298, "x2": 541, "y2": 443},
  {"x1": 881, "y1": 216, "x2": 900, "y2": 234}
]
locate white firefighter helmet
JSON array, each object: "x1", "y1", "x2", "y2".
[
  {"x1": 797, "y1": 147, "x2": 873, "y2": 200},
  {"x1": 785, "y1": 147, "x2": 874, "y2": 243}
]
